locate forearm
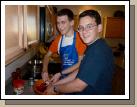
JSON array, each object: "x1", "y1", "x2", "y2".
[
  {"x1": 55, "y1": 78, "x2": 87, "y2": 93},
  {"x1": 62, "y1": 55, "x2": 83, "y2": 75},
  {"x1": 42, "y1": 55, "x2": 49, "y2": 72},
  {"x1": 54, "y1": 70, "x2": 78, "y2": 85},
  {"x1": 42, "y1": 51, "x2": 52, "y2": 72},
  {"x1": 62, "y1": 61, "x2": 80, "y2": 75}
]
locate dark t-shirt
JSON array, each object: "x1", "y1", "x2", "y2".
[{"x1": 76, "y1": 38, "x2": 115, "y2": 95}]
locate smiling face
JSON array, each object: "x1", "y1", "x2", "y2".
[
  {"x1": 78, "y1": 16, "x2": 102, "y2": 45},
  {"x1": 57, "y1": 15, "x2": 74, "y2": 36}
]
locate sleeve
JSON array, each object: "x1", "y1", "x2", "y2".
[
  {"x1": 49, "y1": 35, "x2": 61, "y2": 53},
  {"x1": 77, "y1": 50, "x2": 106, "y2": 87},
  {"x1": 76, "y1": 32, "x2": 87, "y2": 56}
]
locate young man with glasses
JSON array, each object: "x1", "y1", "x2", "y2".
[{"x1": 45, "y1": 10, "x2": 115, "y2": 95}]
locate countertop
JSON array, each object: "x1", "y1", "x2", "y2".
[
  {"x1": 5, "y1": 57, "x2": 61, "y2": 95},
  {"x1": 6, "y1": 80, "x2": 35, "y2": 95}
]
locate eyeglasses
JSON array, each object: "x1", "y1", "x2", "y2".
[{"x1": 78, "y1": 24, "x2": 97, "y2": 32}]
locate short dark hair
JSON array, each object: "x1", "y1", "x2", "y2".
[
  {"x1": 79, "y1": 10, "x2": 101, "y2": 25},
  {"x1": 57, "y1": 8, "x2": 74, "y2": 21}
]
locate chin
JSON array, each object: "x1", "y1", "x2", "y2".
[
  {"x1": 82, "y1": 39, "x2": 88, "y2": 44},
  {"x1": 60, "y1": 31, "x2": 66, "y2": 35},
  {"x1": 83, "y1": 41, "x2": 88, "y2": 44}
]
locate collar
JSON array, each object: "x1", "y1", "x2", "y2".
[{"x1": 88, "y1": 36, "x2": 100, "y2": 46}]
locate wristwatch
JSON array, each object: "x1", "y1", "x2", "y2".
[{"x1": 53, "y1": 85, "x2": 59, "y2": 93}]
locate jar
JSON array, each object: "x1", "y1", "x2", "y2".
[{"x1": 12, "y1": 79, "x2": 25, "y2": 95}]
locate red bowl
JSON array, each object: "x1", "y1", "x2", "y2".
[{"x1": 33, "y1": 79, "x2": 48, "y2": 95}]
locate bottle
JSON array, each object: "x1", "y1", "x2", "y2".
[
  {"x1": 29, "y1": 77, "x2": 34, "y2": 86},
  {"x1": 16, "y1": 68, "x2": 22, "y2": 79}
]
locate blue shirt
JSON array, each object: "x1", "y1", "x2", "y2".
[{"x1": 76, "y1": 38, "x2": 115, "y2": 95}]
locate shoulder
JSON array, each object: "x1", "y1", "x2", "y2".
[
  {"x1": 54, "y1": 34, "x2": 62, "y2": 42},
  {"x1": 51, "y1": 34, "x2": 62, "y2": 45},
  {"x1": 75, "y1": 31, "x2": 85, "y2": 45},
  {"x1": 49, "y1": 34, "x2": 62, "y2": 53},
  {"x1": 75, "y1": 32, "x2": 87, "y2": 55},
  {"x1": 90, "y1": 39, "x2": 110, "y2": 51},
  {"x1": 75, "y1": 32, "x2": 81, "y2": 40},
  {"x1": 87, "y1": 39, "x2": 113, "y2": 59}
]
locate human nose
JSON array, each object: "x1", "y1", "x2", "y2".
[{"x1": 81, "y1": 27, "x2": 89, "y2": 33}]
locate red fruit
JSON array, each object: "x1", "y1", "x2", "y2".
[{"x1": 36, "y1": 85, "x2": 47, "y2": 92}]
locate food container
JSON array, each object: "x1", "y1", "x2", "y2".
[
  {"x1": 33, "y1": 79, "x2": 49, "y2": 95},
  {"x1": 12, "y1": 79, "x2": 25, "y2": 95}
]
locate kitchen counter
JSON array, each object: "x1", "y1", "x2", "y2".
[
  {"x1": 5, "y1": 56, "x2": 61, "y2": 95},
  {"x1": 6, "y1": 80, "x2": 35, "y2": 95}
]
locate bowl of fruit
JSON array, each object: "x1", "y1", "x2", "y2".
[{"x1": 33, "y1": 79, "x2": 50, "y2": 95}]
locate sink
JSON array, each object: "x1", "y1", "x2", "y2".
[
  {"x1": 22, "y1": 64, "x2": 42, "y2": 80},
  {"x1": 22, "y1": 62, "x2": 61, "y2": 80}
]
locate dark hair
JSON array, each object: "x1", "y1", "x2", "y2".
[
  {"x1": 57, "y1": 9, "x2": 74, "y2": 21},
  {"x1": 79, "y1": 10, "x2": 101, "y2": 25}
]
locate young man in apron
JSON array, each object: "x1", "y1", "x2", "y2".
[{"x1": 42, "y1": 9, "x2": 86, "y2": 85}]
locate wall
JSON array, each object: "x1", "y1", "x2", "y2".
[
  {"x1": 5, "y1": 5, "x2": 40, "y2": 82},
  {"x1": 55, "y1": 5, "x2": 125, "y2": 17},
  {"x1": 5, "y1": 49, "x2": 36, "y2": 82},
  {"x1": 105, "y1": 38, "x2": 125, "y2": 48},
  {"x1": 55, "y1": 5, "x2": 125, "y2": 48}
]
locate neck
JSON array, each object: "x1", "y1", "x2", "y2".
[{"x1": 65, "y1": 28, "x2": 74, "y2": 37}]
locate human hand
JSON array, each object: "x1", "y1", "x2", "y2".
[
  {"x1": 43, "y1": 84, "x2": 57, "y2": 95},
  {"x1": 50, "y1": 73, "x2": 61, "y2": 84},
  {"x1": 41, "y1": 72, "x2": 49, "y2": 82}
]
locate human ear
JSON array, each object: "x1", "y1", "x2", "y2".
[
  {"x1": 70, "y1": 20, "x2": 74, "y2": 26},
  {"x1": 97, "y1": 24, "x2": 102, "y2": 33}
]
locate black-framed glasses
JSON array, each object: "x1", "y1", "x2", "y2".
[{"x1": 78, "y1": 23, "x2": 97, "y2": 32}]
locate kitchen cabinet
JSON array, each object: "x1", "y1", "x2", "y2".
[
  {"x1": 25, "y1": 5, "x2": 39, "y2": 45},
  {"x1": 103, "y1": 17, "x2": 125, "y2": 38},
  {"x1": 5, "y1": 5, "x2": 24, "y2": 64},
  {"x1": 45, "y1": 6, "x2": 57, "y2": 42},
  {"x1": 5, "y1": 5, "x2": 40, "y2": 64}
]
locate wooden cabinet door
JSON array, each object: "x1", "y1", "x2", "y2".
[
  {"x1": 5, "y1": 5, "x2": 39, "y2": 64},
  {"x1": 105, "y1": 17, "x2": 125, "y2": 38},
  {"x1": 5, "y1": 5, "x2": 24, "y2": 63}
]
